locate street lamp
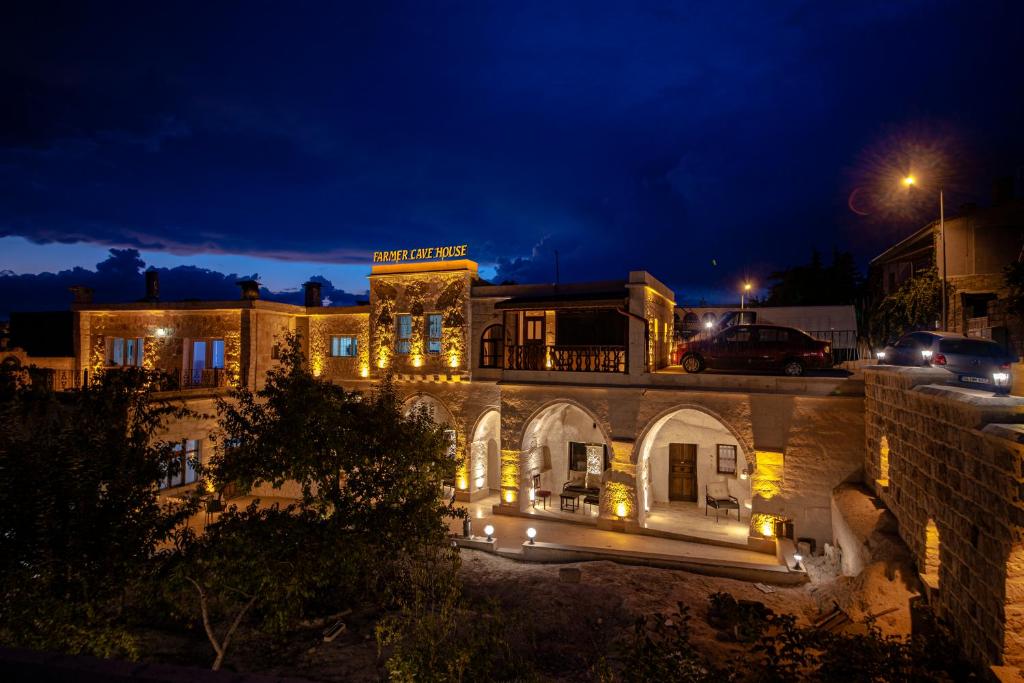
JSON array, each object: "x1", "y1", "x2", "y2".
[
  {"x1": 903, "y1": 175, "x2": 946, "y2": 330},
  {"x1": 740, "y1": 282, "x2": 752, "y2": 310}
]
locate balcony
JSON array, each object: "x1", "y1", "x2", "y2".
[{"x1": 506, "y1": 344, "x2": 626, "y2": 373}]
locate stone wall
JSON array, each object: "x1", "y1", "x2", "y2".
[{"x1": 864, "y1": 366, "x2": 1024, "y2": 668}]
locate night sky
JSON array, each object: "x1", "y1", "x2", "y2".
[{"x1": 1, "y1": 1, "x2": 1022, "y2": 315}]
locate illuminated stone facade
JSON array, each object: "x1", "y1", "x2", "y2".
[{"x1": 55, "y1": 259, "x2": 866, "y2": 553}]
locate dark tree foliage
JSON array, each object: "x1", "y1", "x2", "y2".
[
  {"x1": 867, "y1": 266, "x2": 943, "y2": 345},
  {"x1": 0, "y1": 366, "x2": 197, "y2": 657},
  {"x1": 163, "y1": 502, "x2": 354, "y2": 670},
  {"x1": 764, "y1": 249, "x2": 863, "y2": 307},
  {"x1": 1004, "y1": 260, "x2": 1024, "y2": 319},
  {"x1": 209, "y1": 332, "x2": 462, "y2": 551}
]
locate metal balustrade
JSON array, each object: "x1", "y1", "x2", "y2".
[{"x1": 505, "y1": 344, "x2": 626, "y2": 373}]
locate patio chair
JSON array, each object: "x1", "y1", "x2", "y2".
[
  {"x1": 705, "y1": 481, "x2": 740, "y2": 523},
  {"x1": 532, "y1": 473, "x2": 551, "y2": 509}
]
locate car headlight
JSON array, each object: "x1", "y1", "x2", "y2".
[
  {"x1": 876, "y1": 351, "x2": 886, "y2": 360},
  {"x1": 993, "y1": 372, "x2": 1010, "y2": 386},
  {"x1": 921, "y1": 349, "x2": 933, "y2": 360}
]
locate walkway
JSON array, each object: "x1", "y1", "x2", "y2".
[{"x1": 452, "y1": 494, "x2": 780, "y2": 568}]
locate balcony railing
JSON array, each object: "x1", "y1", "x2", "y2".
[{"x1": 506, "y1": 344, "x2": 626, "y2": 373}]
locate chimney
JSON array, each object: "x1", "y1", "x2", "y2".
[
  {"x1": 303, "y1": 281, "x2": 323, "y2": 307},
  {"x1": 993, "y1": 175, "x2": 1014, "y2": 206},
  {"x1": 69, "y1": 285, "x2": 94, "y2": 304},
  {"x1": 144, "y1": 269, "x2": 160, "y2": 302},
  {"x1": 237, "y1": 279, "x2": 260, "y2": 300}
]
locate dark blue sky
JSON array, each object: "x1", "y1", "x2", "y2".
[{"x1": 1, "y1": 1, "x2": 1022, "y2": 313}]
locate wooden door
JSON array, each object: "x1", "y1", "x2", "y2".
[{"x1": 668, "y1": 443, "x2": 697, "y2": 502}]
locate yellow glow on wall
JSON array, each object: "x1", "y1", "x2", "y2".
[
  {"x1": 751, "y1": 512, "x2": 783, "y2": 539},
  {"x1": 752, "y1": 450, "x2": 784, "y2": 500},
  {"x1": 360, "y1": 366, "x2": 370, "y2": 378},
  {"x1": 878, "y1": 436, "x2": 890, "y2": 486}
]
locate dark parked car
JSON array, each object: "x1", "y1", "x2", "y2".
[
  {"x1": 877, "y1": 331, "x2": 1015, "y2": 394},
  {"x1": 675, "y1": 324, "x2": 832, "y2": 376}
]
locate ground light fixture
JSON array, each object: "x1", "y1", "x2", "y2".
[
  {"x1": 615, "y1": 502, "x2": 627, "y2": 519},
  {"x1": 484, "y1": 524, "x2": 494, "y2": 542},
  {"x1": 994, "y1": 372, "x2": 1011, "y2": 387},
  {"x1": 793, "y1": 553, "x2": 804, "y2": 571},
  {"x1": 876, "y1": 350, "x2": 886, "y2": 361},
  {"x1": 526, "y1": 527, "x2": 537, "y2": 544},
  {"x1": 921, "y1": 349, "x2": 933, "y2": 361}
]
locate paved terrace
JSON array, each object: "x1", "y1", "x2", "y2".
[{"x1": 449, "y1": 496, "x2": 802, "y2": 584}]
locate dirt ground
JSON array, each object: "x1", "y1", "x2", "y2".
[{"x1": 139, "y1": 548, "x2": 915, "y2": 681}]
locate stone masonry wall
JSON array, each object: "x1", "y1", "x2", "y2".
[{"x1": 864, "y1": 366, "x2": 1024, "y2": 668}]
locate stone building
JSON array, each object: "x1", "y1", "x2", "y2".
[
  {"x1": 25, "y1": 253, "x2": 867, "y2": 553},
  {"x1": 869, "y1": 193, "x2": 1024, "y2": 348}
]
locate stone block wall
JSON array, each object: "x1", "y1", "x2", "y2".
[{"x1": 864, "y1": 366, "x2": 1024, "y2": 668}]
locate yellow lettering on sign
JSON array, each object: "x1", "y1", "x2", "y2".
[{"x1": 371, "y1": 244, "x2": 469, "y2": 263}]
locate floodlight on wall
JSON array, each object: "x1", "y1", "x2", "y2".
[
  {"x1": 154, "y1": 327, "x2": 170, "y2": 338},
  {"x1": 526, "y1": 527, "x2": 537, "y2": 544},
  {"x1": 615, "y1": 502, "x2": 627, "y2": 519},
  {"x1": 484, "y1": 524, "x2": 494, "y2": 541}
]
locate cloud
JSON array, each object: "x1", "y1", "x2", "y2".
[{"x1": 0, "y1": 248, "x2": 366, "y2": 318}]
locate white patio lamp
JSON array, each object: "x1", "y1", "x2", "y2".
[
  {"x1": 526, "y1": 527, "x2": 537, "y2": 544},
  {"x1": 793, "y1": 552, "x2": 804, "y2": 571},
  {"x1": 484, "y1": 524, "x2": 494, "y2": 542}
]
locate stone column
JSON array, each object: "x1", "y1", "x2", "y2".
[{"x1": 598, "y1": 439, "x2": 638, "y2": 531}]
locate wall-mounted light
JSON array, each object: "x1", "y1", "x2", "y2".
[
  {"x1": 449, "y1": 355, "x2": 460, "y2": 368},
  {"x1": 504, "y1": 490, "x2": 514, "y2": 504},
  {"x1": 360, "y1": 366, "x2": 370, "y2": 378},
  {"x1": 154, "y1": 327, "x2": 170, "y2": 338},
  {"x1": 412, "y1": 356, "x2": 423, "y2": 368},
  {"x1": 704, "y1": 321, "x2": 714, "y2": 329},
  {"x1": 526, "y1": 527, "x2": 536, "y2": 544},
  {"x1": 615, "y1": 502, "x2": 627, "y2": 519}
]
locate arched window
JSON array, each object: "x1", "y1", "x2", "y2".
[
  {"x1": 480, "y1": 325, "x2": 504, "y2": 368},
  {"x1": 683, "y1": 313, "x2": 700, "y2": 331}
]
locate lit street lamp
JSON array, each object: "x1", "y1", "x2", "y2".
[
  {"x1": 904, "y1": 175, "x2": 946, "y2": 330},
  {"x1": 740, "y1": 282, "x2": 752, "y2": 310}
]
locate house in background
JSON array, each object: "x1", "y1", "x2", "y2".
[{"x1": 869, "y1": 176, "x2": 1024, "y2": 350}]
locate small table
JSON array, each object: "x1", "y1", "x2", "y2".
[
  {"x1": 559, "y1": 492, "x2": 580, "y2": 512},
  {"x1": 533, "y1": 489, "x2": 552, "y2": 509}
]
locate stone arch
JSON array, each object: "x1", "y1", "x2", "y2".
[
  {"x1": 470, "y1": 407, "x2": 502, "y2": 492},
  {"x1": 401, "y1": 391, "x2": 456, "y2": 426},
  {"x1": 878, "y1": 435, "x2": 890, "y2": 485},
  {"x1": 682, "y1": 312, "x2": 700, "y2": 332},
  {"x1": 924, "y1": 517, "x2": 941, "y2": 587},
  {"x1": 633, "y1": 404, "x2": 753, "y2": 528},
  {"x1": 517, "y1": 399, "x2": 613, "y2": 511}
]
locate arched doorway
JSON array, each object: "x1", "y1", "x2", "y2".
[
  {"x1": 519, "y1": 402, "x2": 610, "y2": 514},
  {"x1": 636, "y1": 407, "x2": 751, "y2": 539},
  {"x1": 471, "y1": 408, "x2": 501, "y2": 492},
  {"x1": 402, "y1": 393, "x2": 457, "y2": 455}
]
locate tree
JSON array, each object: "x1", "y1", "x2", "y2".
[
  {"x1": 164, "y1": 502, "x2": 344, "y2": 670},
  {"x1": 0, "y1": 366, "x2": 197, "y2": 657},
  {"x1": 868, "y1": 266, "x2": 943, "y2": 345},
  {"x1": 764, "y1": 249, "x2": 863, "y2": 307},
  {"x1": 209, "y1": 333, "x2": 462, "y2": 554}
]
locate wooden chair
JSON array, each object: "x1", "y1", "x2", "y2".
[
  {"x1": 705, "y1": 481, "x2": 740, "y2": 523},
  {"x1": 532, "y1": 473, "x2": 551, "y2": 509}
]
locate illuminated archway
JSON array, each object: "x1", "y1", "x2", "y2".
[
  {"x1": 470, "y1": 408, "x2": 501, "y2": 492},
  {"x1": 518, "y1": 401, "x2": 610, "y2": 511},
  {"x1": 635, "y1": 406, "x2": 751, "y2": 529},
  {"x1": 878, "y1": 435, "x2": 890, "y2": 486},
  {"x1": 924, "y1": 518, "x2": 941, "y2": 587}
]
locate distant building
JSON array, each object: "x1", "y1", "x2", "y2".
[{"x1": 869, "y1": 182, "x2": 1024, "y2": 346}]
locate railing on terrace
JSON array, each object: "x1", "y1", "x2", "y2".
[
  {"x1": 505, "y1": 344, "x2": 626, "y2": 373},
  {"x1": 805, "y1": 329, "x2": 860, "y2": 363},
  {"x1": 27, "y1": 367, "x2": 82, "y2": 391}
]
